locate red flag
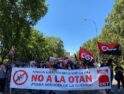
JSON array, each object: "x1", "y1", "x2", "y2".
[
  {"x1": 97, "y1": 42, "x2": 121, "y2": 55},
  {"x1": 79, "y1": 48, "x2": 94, "y2": 62}
]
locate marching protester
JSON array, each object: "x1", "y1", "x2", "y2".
[
  {"x1": 0, "y1": 64, "x2": 6, "y2": 94},
  {"x1": 100, "y1": 58, "x2": 114, "y2": 94},
  {"x1": 0, "y1": 53, "x2": 117, "y2": 94},
  {"x1": 4, "y1": 62, "x2": 13, "y2": 94},
  {"x1": 114, "y1": 65, "x2": 124, "y2": 90},
  {"x1": 107, "y1": 59, "x2": 114, "y2": 84},
  {"x1": 0, "y1": 56, "x2": 113, "y2": 94}
]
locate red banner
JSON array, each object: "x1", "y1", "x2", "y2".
[
  {"x1": 97, "y1": 42, "x2": 121, "y2": 55},
  {"x1": 79, "y1": 48, "x2": 94, "y2": 62}
]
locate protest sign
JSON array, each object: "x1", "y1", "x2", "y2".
[{"x1": 10, "y1": 67, "x2": 111, "y2": 90}]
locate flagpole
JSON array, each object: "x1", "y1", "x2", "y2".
[{"x1": 82, "y1": 18, "x2": 100, "y2": 64}]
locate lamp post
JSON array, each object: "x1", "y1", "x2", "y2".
[
  {"x1": 82, "y1": 18, "x2": 100, "y2": 63},
  {"x1": 82, "y1": 18, "x2": 98, "y2": 38}
]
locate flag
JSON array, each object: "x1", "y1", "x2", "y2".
[
  {"x1": 97, "y1": 42, "x2": 121, "y2": 55},
  {"x1": 74, "y1": 54, "x2": 77, "y2": 61},
  {"x1": 79, "y1": 48, "x2": 94, "y2": 63}
]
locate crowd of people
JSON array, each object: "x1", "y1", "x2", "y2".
[{"x1": 0, "y1": 57, "x2": 124, "y2": 94}]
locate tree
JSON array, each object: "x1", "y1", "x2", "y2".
[
  {"x1": 56, "y1": 40, "x2": 65, "y2": 57},
  {"x1": 13, "y1": 29, "x2": 65, "y2": 61},
  {"x1": 45, "y1": 36, "x2": 65, "y2": 58},
  {"x1": 0, "y1": 0, "x2": 47, "y2": 62},
  {"x1": 105, "y1": 0, "x2": 124, "y2": 36}
]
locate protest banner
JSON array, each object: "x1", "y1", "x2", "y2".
[{"x1": 10, "y1": 67, "x2": 111, "y2": 90}]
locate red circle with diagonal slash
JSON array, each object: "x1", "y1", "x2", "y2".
[{"x1": 13, "y1": 70, "x2": 28, "y2": 85}]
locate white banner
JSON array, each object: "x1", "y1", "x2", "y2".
[{"x1": 10, "y1": 67, "x2": 111, "y2": 90}]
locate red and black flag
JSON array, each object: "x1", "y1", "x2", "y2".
[
  {"x1": 97, "y1": 42, "x2": 121, "y2": 55},
  {"x1": 79, "y1": 48, "x2": 94, "y2": 65}
]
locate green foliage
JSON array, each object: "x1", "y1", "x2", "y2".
[
  {"x1": 80, "y1": 0, "x2": 124, "y2": 64},
  {"x1": 44, "y1": 36, "x2": 65, "y2": 58},
  {"x1": 105, "y1": 0, "x2": 124, "y2": 36},
  {"x1": 0, "y1": 0, "x2": 48, "y2": 62},
  {"x1": 0, "y1": 0, "x2": 65, "y2": 63}
]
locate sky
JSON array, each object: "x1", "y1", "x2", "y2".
[{"x1": 35, "y1": 0, "x2": 114, "y2": 55}]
